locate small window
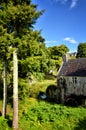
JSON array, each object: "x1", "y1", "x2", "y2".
[
  {"x1": 75, "y1": 77, "x2": 77, "y2": 84},
  {"x1": 72, "y1": 77, "x2": 77, "y2": 84}
]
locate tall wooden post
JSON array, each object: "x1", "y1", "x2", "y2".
[
  {"x1": 2, "y1": 61, "x2": 7, "y2": 117},
  {"x1": 12, "y1": 50, "x2": 18, "y2": 130}
]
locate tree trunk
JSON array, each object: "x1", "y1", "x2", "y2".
[
  {"x1": 2, "y1": 61, "x2": 7, "y2": 117},
  {"x1": 12, "y1": 50, "x2": 18, "y2": 130}
]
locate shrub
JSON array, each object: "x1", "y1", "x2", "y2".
[
  {"x1": 0, "y1": 116, "x2": 10, "y2": 130},
  {"x1": 18, "y1": 78, "x2": 30, "y2": 100},
  {"x1": 33, "y1": 72, "x2": 45, "y2": 81}
]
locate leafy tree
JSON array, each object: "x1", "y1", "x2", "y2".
[
  {"x1": 48, "y1": 44, "x2": 69, "y2": 70},
  {"x1": 76, "y1": 43, "x2": 86, "y2": 58},
  {"x1": 49, "y1": 44, "x2": 69, "y2": 57},
  {"x1": 17, "y1": 30, "x2": 50, "y2": 78},
  {"x1": 0, "y1": 0, "x2": 44, "y2": 129},
  {"x1": 0, "y1": 26, "x2": 13, "y2": 117},
  {"x1": 0, "y1": 0, "x2": 44, "y2": 36}
]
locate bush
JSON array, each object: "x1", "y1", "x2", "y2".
[
  {"x1": 33, "y1": 72, "x2": 45, "y2": 81},
  {"x1": 0, "y1": 116, "x2": 10, "y2": 130},
  {"x1": 18, "y1": 78, "x2": 30, "y2": 100},
  {"x1": 28, "y1": 83, "x2": 45, "y2": 98}
]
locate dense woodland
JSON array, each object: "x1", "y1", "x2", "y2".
[{"x1": 0, "y1": 0, "x2": 86, "y2": 130}]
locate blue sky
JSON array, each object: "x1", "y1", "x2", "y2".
[{"x1": 32, "y1": 0, "x2": 86, "y2": 52}]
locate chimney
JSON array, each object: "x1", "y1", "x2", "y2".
[{"x1": 63, "y1": 54, "x2": 68, "y2": 62}]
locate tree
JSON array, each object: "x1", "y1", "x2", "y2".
[
  {"x1": 76, "y1": 43, "x2": 86, "y2": 58},
  {"x1": 0, "y1": 0, "x2": 44, "y2": 35},
  {"x1": 2, "y1": 60, "x2": 7, "y2": 117},
  {"x1": 0, "y1": 26, "x2": 13, "y2": 117},
  {"x1": 48, "y1": 44, "x2": 69, "y2": 70},
  {"x1": 0, "y1": 0, "x2": 44, "y2": 129},
  {"x1": 49, "y1": 44, "x2": 69, "y2": 57}
]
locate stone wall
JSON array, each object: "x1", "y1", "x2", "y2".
[{"x1": 63, "y1": 77, "x2": 86, "y2": 96}]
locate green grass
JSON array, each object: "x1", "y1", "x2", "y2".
[
  {"x1": 0, "y1": 78, "x2": 86, "y2": 130},
  {"x1": 19, "y1": 99, "x2": 86, "y2": 130},
  {"x1": 0, "y1": 97, "x2": 86, "y2": 130}
]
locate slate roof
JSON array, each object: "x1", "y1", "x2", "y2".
[{"x1": 58, "y1": 58, "x2": 86, "y2": 77}]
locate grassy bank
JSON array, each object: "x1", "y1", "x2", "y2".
[
  {"x1": 0, "y1": 79, "x2": 86, "y2": 130},
  {"x1": 19, "y1": 98, "x2": 86, "y2": 130}
]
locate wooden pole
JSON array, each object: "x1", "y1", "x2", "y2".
[{"x1": 12, "y1": 50, "x2": 18, "y2": 130}]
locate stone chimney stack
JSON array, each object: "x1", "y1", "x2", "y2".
[{"x1": 63, "y1": 54, "x2": 68, "y2": 62}]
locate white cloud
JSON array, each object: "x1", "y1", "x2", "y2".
[
  {"x1": 53, "y1": 0, "x2": 68, "y2": 4},
  {"x1": 45, "y1": 40, "x2": 57, "y2": 44},
  {"x1": 51, "y1": 0, "x2": 78, "y2": 8},
  {"x1": 64, "y1": 37, "x2": 78, "y2": 44},
  {"x1": 70, "y1": 0, "x2": 78, "y2": 8}
]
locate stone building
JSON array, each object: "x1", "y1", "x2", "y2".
[{"x1": 57, "y1": 56, "x2": 86, "y2": 106}]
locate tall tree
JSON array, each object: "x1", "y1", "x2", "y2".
[
  {"x1": 0, "y1": 26, "x2": 12, "y2": 117},
  {"x1": 0, "y1": 0, "x2": 44, "y2": 129},
  {"x1": 0, "y1": 0, "x2": 44, "y2": 36},
  {"x1": 2, "y1": 60, "x2": 7, "y2": 117},
  {"x1": 76, "y1": 43, "x2": 86, "y2": 58}
]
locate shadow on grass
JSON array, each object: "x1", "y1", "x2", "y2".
[
  {"x1": 6, "y1": 114, "x2": 12, "y2": 128},
  {"x1": 74, "y1": 117, "x2": 86, "y2": 130}
]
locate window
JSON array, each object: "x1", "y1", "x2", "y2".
[{"x1": 72, "y1": 77, "x2": 77, "y2": 84}]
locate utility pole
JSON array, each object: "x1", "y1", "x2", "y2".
[{"x1": 12, "y1": 50, "x2": 18, "y2": 130}]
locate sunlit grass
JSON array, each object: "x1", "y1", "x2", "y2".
[
  {"x1": 1, "y1": 78, "x2": 86, "y2": 130},
  {"x1": 19, "y1": 99, "x2": 86, "y2": 130}
]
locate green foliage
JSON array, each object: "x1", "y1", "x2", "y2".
[
  {"x1": 48, "y1": 44, "x2": 69, "y2": 70},
  {"x1": 18, "y1": 78, "x2": 30, "y2": 100},
  {"x1": 0, "y1": 0, "x2": 46, "y2": 101},
  {"x1": 0, "y1": 116, "x2": 10, "y2": 130},
  {"x1": 19, "y1": 100, "x2": 86, "y2": 130},
  {"x1": 76, "y1": 43, "x2": 86, "y2": 58},
  {"x1": 19, "y1": 78, "x2": 56, "y2": 99},
  {"x1": 18, "y1": 75, "x2": 46, "y2": 100},
  {"x1": 0, "y1": 26, "x2": 13, "y2": 61},
  {"x1": 0, "y1": 0, "x2": 70, "y2": 103},
  {"x1": 49, "y1": 44, "x2": 69, "y2": 57},
  {"x1": 18, "y1": 56, "x2": 50, "y2": 79},
  {"x1": 33, "y1": 72, "x2": 45, "y2": 81},
  {"x1": 0, "y1": 0, "x2": 44, "y2": 36}
]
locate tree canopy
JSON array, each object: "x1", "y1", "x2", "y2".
[
  {"x1": 48, "y1": 44, "x2": 69, "y2": 70},
  {"x1": 0, "y1": 0, "x2": 70, "y2": 101},
  {"x1": 76, "y1": 43, "x2": 86, "y2": 58}
]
